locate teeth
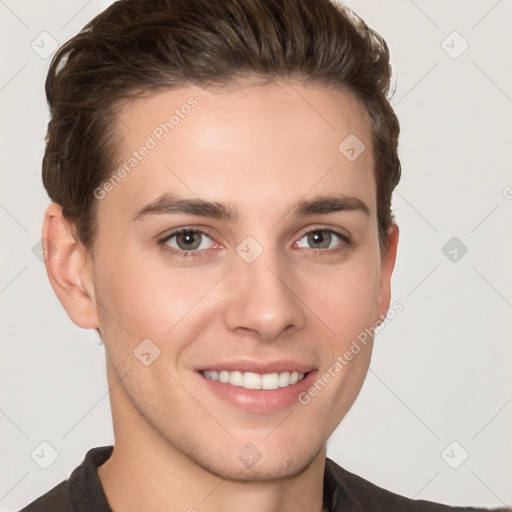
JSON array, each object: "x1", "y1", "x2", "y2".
[
  {"x1": 261, "y1": 373, "x2": 279, "y2": 390},
  {"x1": 244, "y1": 372, "x2": 262, "y2": 389},
  {"x1": 278, "y1": 372, "x2": 290, "y2": 387},
  {"x1": 230, "y1": 371, "x2": 244, "y2": 387},
  {"x1": 203, "y1": 370, "x2": 306, "y2": 390}
]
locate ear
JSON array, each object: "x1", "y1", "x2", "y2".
[
  {"x1": 42, "y1": 203, "x2": 99, "y2": 329},
  {"x1": 376, "y1": 223, "x2": 399, "y2": 322}
]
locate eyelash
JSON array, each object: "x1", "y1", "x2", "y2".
[{"x1": 157, "y1": 227, "x2": 351, "y2": 259}]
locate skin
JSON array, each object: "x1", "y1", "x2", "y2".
[{"x1": 43, "y1": 81, "x2": 398, "y2": 512}]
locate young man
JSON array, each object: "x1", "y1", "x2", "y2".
[{"x1": 20, "y1": 0, "x2": 510, "y2": 510}]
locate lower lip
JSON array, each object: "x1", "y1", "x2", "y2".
[{"x1": 198, "y1": 371, "x2": 318, "y2": 413}]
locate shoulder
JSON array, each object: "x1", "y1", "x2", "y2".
[
  {"x1": 17, "y1": 480, "x2": 71, "y2": 512},
  {"x1": 324, "y1": 457, "x2": 511, "y2": 512},
  {"x1": 17, "y1": 445, "x2": 114, "y2": 512}
]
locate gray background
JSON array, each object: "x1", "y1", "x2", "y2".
[{"x1": 1, "y1": 0, "x2": 511, "y2": 509}]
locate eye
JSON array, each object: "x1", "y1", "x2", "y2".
[
  {"x1": 295, "y1": 229, "x2": 349, "y2": 251},
  {"x1": 161, "y1": 229, "x2": 215, "y2": 253}
]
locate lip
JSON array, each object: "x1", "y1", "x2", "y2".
[
  {"x1": 196, "y1": 359, "x2": 316, "y2": 374},
  {"x1": 197, "y1": 368, "x2": 318, "y2": 413}
]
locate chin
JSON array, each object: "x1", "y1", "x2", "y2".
[{"x1": 188, "y1": 441, "x2": 324, "y2": 483}]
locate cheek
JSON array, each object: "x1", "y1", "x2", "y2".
[
  {"x1": 93, "y1": 247, "x2": 225, "y2": 347},
  {"x1": 301, "y1": 253, "x2": 381, "y2": 344},
  {"x1": 299, "y1": 257, "x2": 380, "y2": 415}
]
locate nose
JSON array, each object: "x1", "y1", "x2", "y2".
[{"x1": 222, "y1": 248, "x2": 307, "y2": 341}]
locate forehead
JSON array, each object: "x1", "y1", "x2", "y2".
[{"x1": 99, "y1": 82, "x2": 375, "y2": 223}]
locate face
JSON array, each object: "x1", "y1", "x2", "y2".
[{"x1": 87, "y1": 82, "x2": 397, "y2": 480}]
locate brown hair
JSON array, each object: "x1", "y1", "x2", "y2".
[{"x1": 43, "y1": 0, "x2": 400, "y2": 251}]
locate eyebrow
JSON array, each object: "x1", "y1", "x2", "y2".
[{"x1": 131, "y1": 193, "x2": 370, "y2": 222}]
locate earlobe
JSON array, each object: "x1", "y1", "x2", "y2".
[
  {"x1": 377, "y1": 223, "x2": 399, "y2": 320},
  {"x1": 42, "y1": 203, "x2": 99, "y2": 329}
]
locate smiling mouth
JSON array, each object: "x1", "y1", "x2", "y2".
[{"x1": 201, "y1": 370, "x2": 307, "y2": 390}]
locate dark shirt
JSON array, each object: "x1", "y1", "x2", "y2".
[{"x1": 19, "y1": 445, "x2": 510, "y2": 511}]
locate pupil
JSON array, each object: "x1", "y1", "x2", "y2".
[
  {"x1": 308, "y1": 231, "x2": 330, "y2": 248},
  {"x1": 178, "y1": 231, "x2": 200, "y2": 250}
]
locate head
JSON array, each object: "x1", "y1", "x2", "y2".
[{"x1": 43, "y1": 0, "x2": 400, "y2": 480}]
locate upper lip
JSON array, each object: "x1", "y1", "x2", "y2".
[{"x1": 197, "y1": 360, "x2": 316, "y2": 374}]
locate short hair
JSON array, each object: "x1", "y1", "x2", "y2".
[{"x1": 43, "y1": 0, "x2": 401, "y2": 251}]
